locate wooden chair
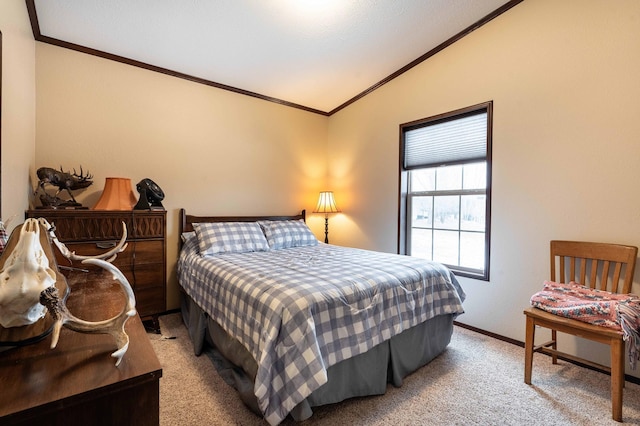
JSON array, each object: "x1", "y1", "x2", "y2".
[{"x1": 524, "y1": 240, "x2": 638, "y2": 422}]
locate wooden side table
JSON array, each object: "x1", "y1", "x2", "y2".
[{"x1": 0, "y1": 270, "x2": 163, "y2": 426}]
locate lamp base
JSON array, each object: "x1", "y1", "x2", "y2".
[{"x1": 324, "y1": 216, "x2": 329, "y2": 244}]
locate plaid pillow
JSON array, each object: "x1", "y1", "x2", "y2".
[
  {"x1": 181, "y1": 231, "x2": 196, "y2": 243},
  {"x1": 193, "y1": 222, "x2": 269, "y2": 255},
  {"x1": 258, "y1": 220, "x2": 318, "y2": 250}
]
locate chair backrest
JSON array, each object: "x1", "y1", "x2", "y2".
[{"x1": 550, "y1": 240, "x2": 638, "y2": 294}]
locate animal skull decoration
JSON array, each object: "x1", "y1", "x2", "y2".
[
  {"x1": 0, "y1": 218, "x2": 135, "y2": 366},
  {"x1": 0, "y1": 219, "x2": 57, "y2": 327}
]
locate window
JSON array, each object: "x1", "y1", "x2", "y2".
[{"x1": 399, "y1": 102, "x2": 492, "y2": 280}]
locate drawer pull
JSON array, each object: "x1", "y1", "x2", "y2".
[{"x1": 96, "y1": 241, "x2": 118, "y2": 249}]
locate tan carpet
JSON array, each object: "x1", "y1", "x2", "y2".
[{"x1": 148, "y1": 313, "x2": 640, "y2": 425}]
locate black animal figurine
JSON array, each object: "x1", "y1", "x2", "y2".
[{"x1": 36, "y1": 166, "x2": 93, "y2": 208}]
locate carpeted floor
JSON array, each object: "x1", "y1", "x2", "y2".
[{"x1": 148, "y1": 313, "x2": 640, "y2": 425}]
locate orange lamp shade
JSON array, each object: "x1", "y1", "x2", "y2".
[{"x1": 93, "y1": 177, "x2": 137, "y2": 210}]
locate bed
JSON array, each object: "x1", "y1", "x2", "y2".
[{"x1": 177, "y1": 209, "x2": 465, "y2": 425}]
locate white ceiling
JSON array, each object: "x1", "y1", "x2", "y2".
[{"x1": 31, "y1": 0, "x2": 515, "y2": 114}]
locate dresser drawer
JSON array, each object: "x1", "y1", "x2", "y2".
[
  {"x1": 56, "y1": 240, "x2": 164, "y2": 269},
  {"x1": 28, "y1": 210, "x2": 165, "y2": 241},
  {"x1": 128, "y1": 240, "x2": 165, "y2": 265},
  {"x1": 61, "y1": 264, "x2": 164, "y2": 314},
  {"x1": 130, "y1": 263, "x2": 165, "y2": 290},
  {"x1": 135, "y1": 287, "x2": 166, "y2": 318}
]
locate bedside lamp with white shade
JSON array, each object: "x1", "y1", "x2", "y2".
[{"x1": 313, "y1": 191, "x2": 341, "y2": 244}]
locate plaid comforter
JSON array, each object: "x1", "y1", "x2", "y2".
[{"x1": 178, "y1": 236, "x2": 465, "y2": 425}]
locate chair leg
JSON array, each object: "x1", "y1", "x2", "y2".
[
  {"x1": 524, "y1": 316, "x2": 535, "y2": 384},
  {"x1": 611, "y1": 339, "x2": 624, "y2": 422},
  {"x1": 551, "y1": 329, "x2": 558, "y2": 364}
]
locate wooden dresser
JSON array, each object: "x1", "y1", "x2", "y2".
[
  {"x1": 26, "y1": 209, "x2": 167, "y2": 328},
  {"x1": 0, "y1": 269, "x2": 163, "y2": 425}
]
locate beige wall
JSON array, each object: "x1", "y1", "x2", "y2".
[
  {"x1": 31, "y1": 0, "x2": 640, "y2": 376},
  {"x1": 35, "y1": 44, "x2": 329, "y2": 309},
  {"x1": 328, "y1": 0, "x2": 640, "y2": 377},
  {"x1": 0, "y1": 0, "x2": 36, "y2": 227}
]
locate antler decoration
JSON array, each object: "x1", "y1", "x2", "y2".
[
  {"x1": 0, "y1": 218, "x2": 136, "y2": 367},
  {"x1": 40, "y1": 218, "x2": 135, "y2": 366},
  {"x1": 42, "y1": 219, "x2": 128, "y2": 263},
  {"x1": 39, "y1": 258, "x2": 136, "y2": 366}
]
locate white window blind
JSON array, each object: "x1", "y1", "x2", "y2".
[{"x1": 404, "y1": 111, "x2": 488, "y2": 169}]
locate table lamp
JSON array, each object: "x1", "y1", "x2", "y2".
[
  {"x1": 313, "y1": 191, "x2": 340, "y2": 244},
  {"x1": 93, "y1": 177, "x2": 137, "y2": 210}
]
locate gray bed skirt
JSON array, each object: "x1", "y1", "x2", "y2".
[{"x1": 181, "y1": 292, "x2": 454, "y2": 422}]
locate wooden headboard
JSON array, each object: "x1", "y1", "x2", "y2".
[{"x1": 179, "y1": 208, "x2": 306, "y2": 234}]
